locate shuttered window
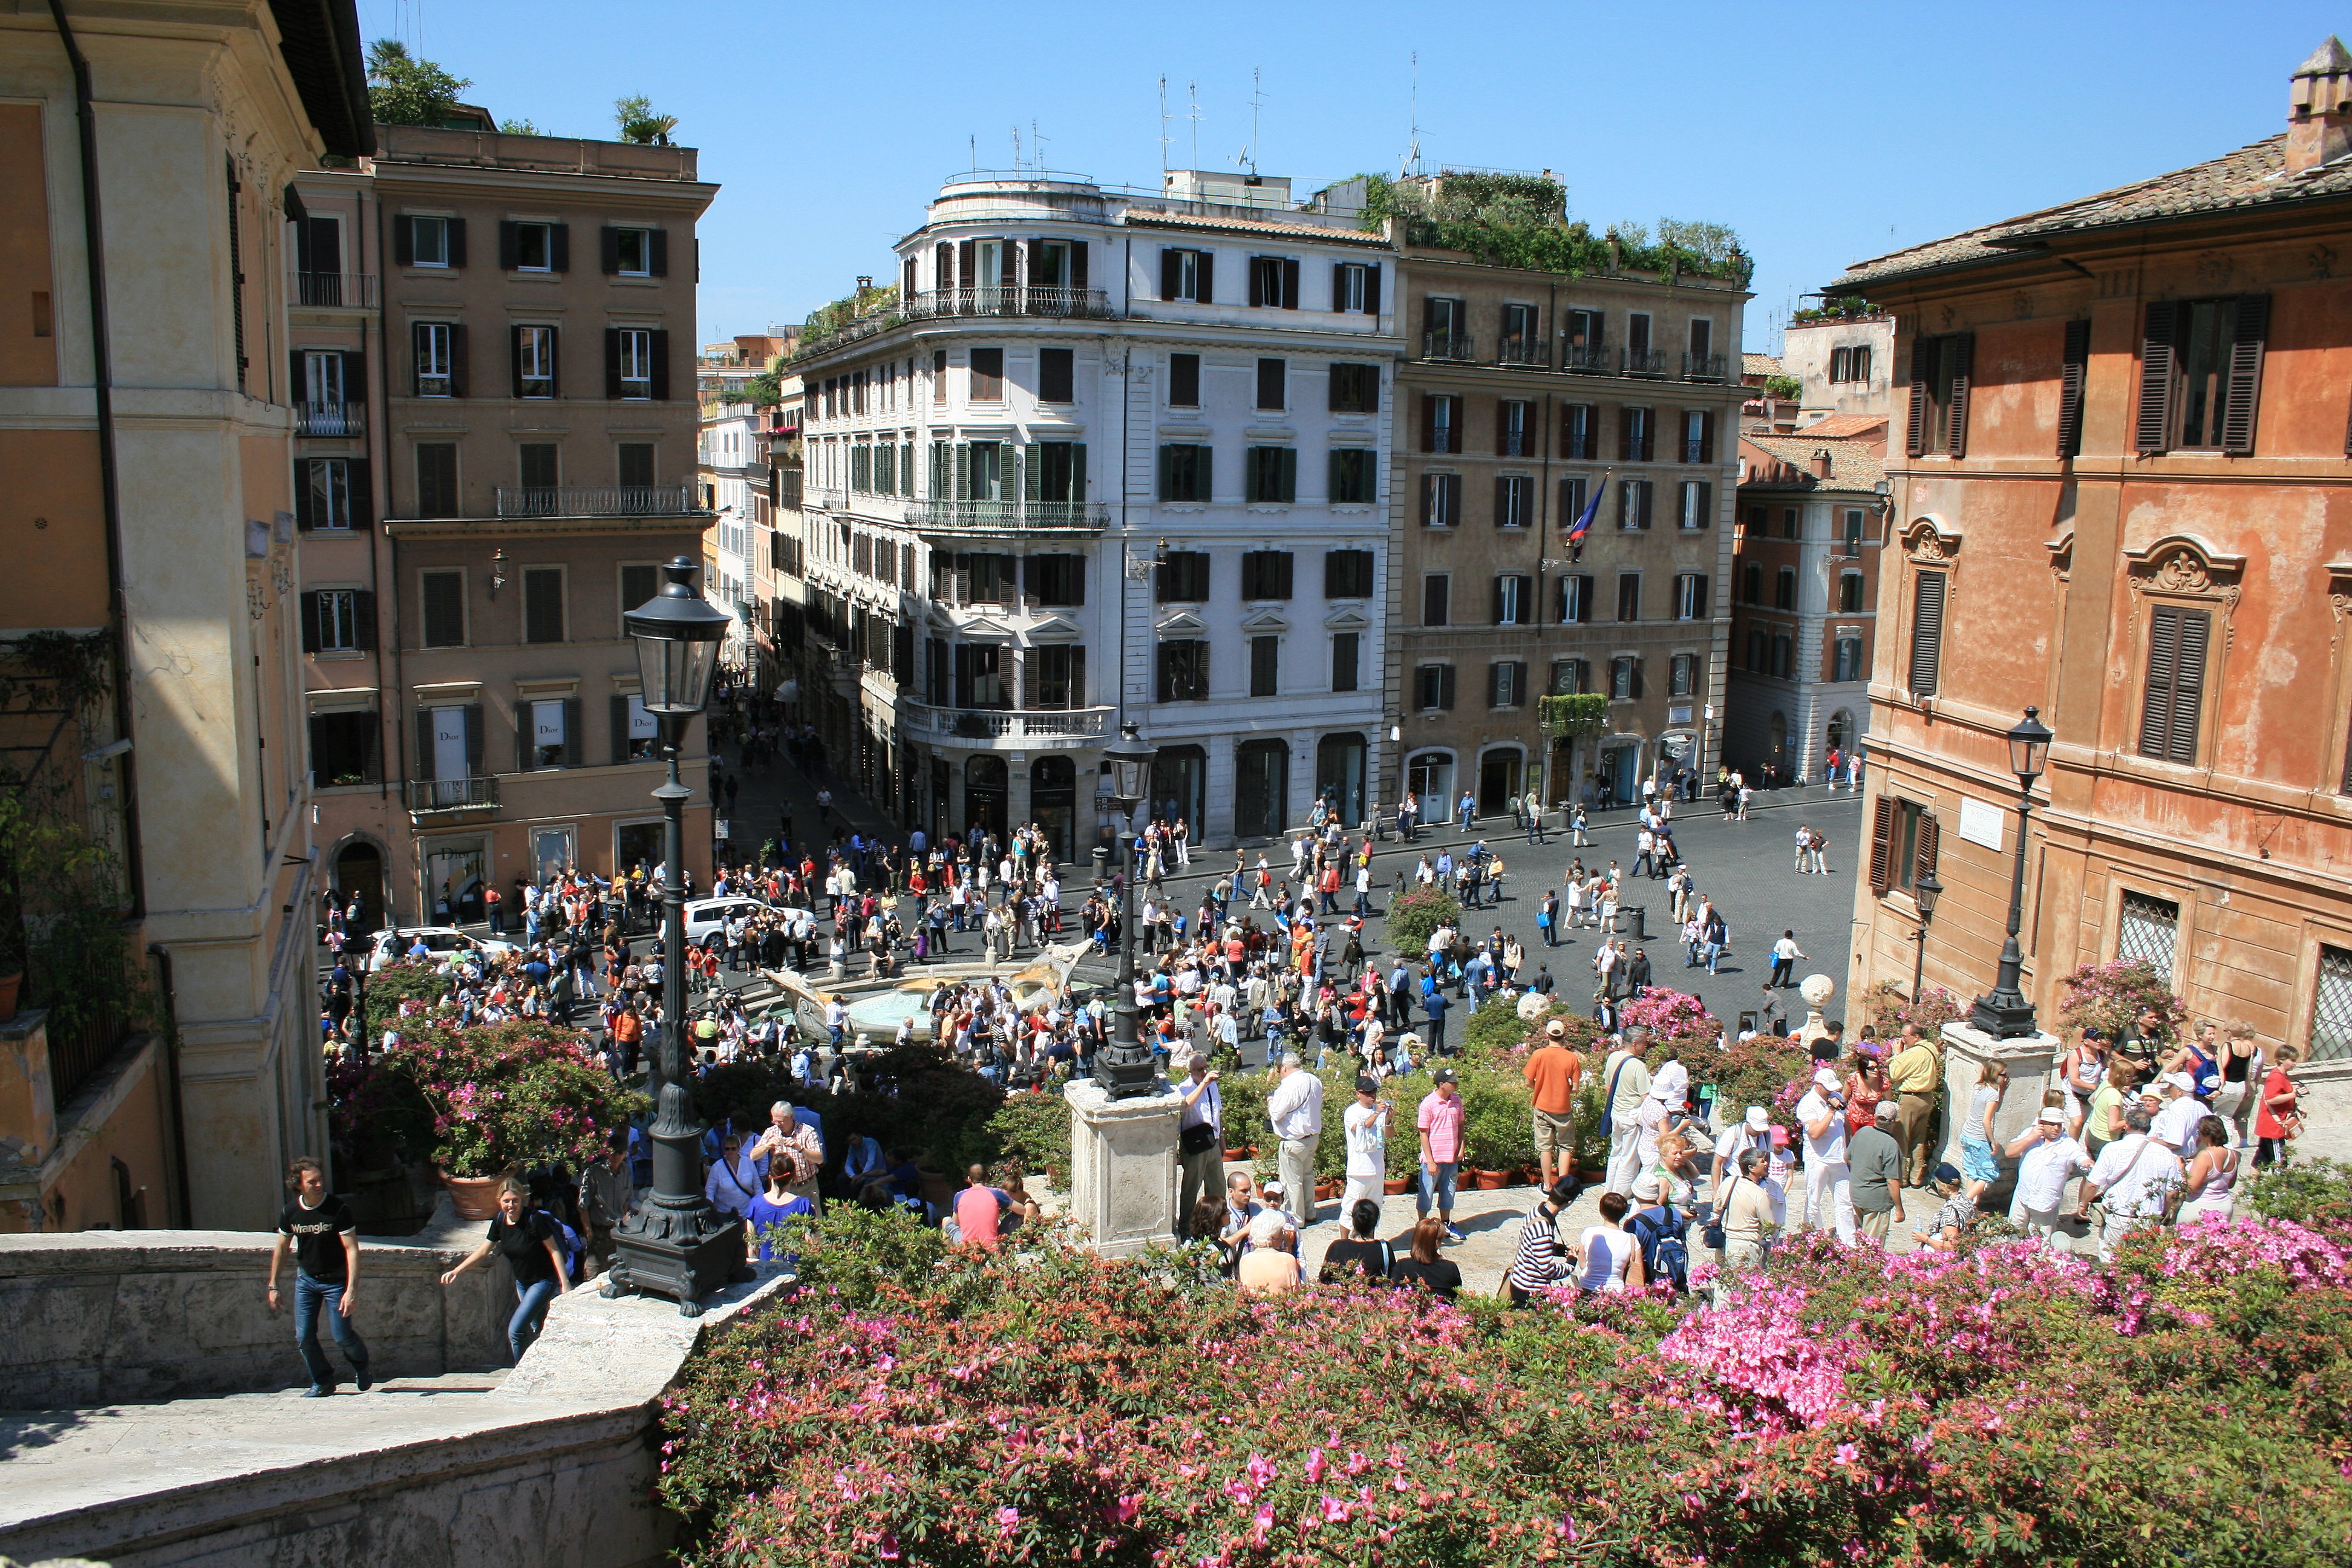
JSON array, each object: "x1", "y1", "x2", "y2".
[
  {"x1": 1906, "y1": 335, "x2": 1972, "y2": 457},
  {"x1": 2057, "y1": 318, "x2": 2091, "y2": 458},
  {"x1": 1908, "y1": 570, "x2": 1946, "y2": 696},
  {"x1": 1869, "y1": 799, "x2": 1933, "y2": 897},
  {"x1": 2137, "y1": 295, "x2": 2270, "y2": 455},
  {"x1": 2137, "y1": 604, "x2": 2211, "y2": 764}
]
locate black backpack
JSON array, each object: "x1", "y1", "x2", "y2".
[{"x1": 1629, "y1": 1203, "x2": 1690, "y2": 1294}]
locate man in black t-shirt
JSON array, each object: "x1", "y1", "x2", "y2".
[{"x1": 268, "y1": 1155, "x2": 370, "y2": 1396}]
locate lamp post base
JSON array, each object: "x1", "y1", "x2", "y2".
[
  {"x1": 600, "y1": 1197, "x2": 748, "y2": 1317},
  {"x1": 1965, "y1": 990, "x2": 2040, "y2": 1040}
]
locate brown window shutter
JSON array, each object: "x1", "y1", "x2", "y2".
[
  {"x1": 1618, "y1": 408, "x2": 1633, "y2": 462},
  {"x1": 1495, "y1": 402, "x2": 1511, "y2": 457},
  {"x1": 289, "y1": 349, "x2": 304, "y2": 403},
  {"x1": 1420, "y1": 394, "x2": 1437, "y2": 452},
  {"x1": 1869, "y1": 795, "x2": 1895, "y2": 895},
  {"x1": 2140, "y1": 605, "x2": 2181, "y2": 759},
  {"x1": 604, "y1": 328, "x2": 622, "y2": 399},
  {"x1": 353, "y1": 590, "x2": 376, "y2": 652},
  {"x1": 2165, "y1": 607, "x2": 2211, "y2": 763},
  {"x1": 299, "y1": 592, "x2": 319, "y2": 653},
  {"x1": 650, "y1": 229, "x2": 669, "y2": 276},
  {"x1": 343, "y1": 350, "x2": 365, "y2": 403},
  {"x1": 414, "y1": 710, "x2": 436, "y2": 781},
  {"x1": 449, "y1": 324, "x2": 469, "y2": 397},
  {"x1": 1331, "y1": 261, "x2": 1347, "y2": 310},
  {"x1": 392, "y1": 215, "x2": 413, "y2": 267},
  {"x1": 497, "y1": 220, "x2": 519, "y2": 270},
  {"x1": 2134, "y1": 301, "x2": 2179, "y2": 454},
  {"x1": 550, "y1": 224, "x2": 570, "y2": 273},
  {"x1": 610, "y1": 694, "x2": 631, "y2": 765},
  {"x1": 1944, "y1": 332, "x2": 1974, "y2": 457},
  {"x1": 1698, "y1": 409, "x2": 1715, "y2": 464},
  {"x1": 1248, "y1": 258, "x2": 1265, "y2": 307},
  {"x1": 1070, "y1": 241, "x2": 1086, "y2": 289},
  {"x1": 2221, "y1": 293, "x2": 2270, "y2": 456},
  {"x1": 1906, "y1": 336, "x2": 1933, "y2": 457},
  {"x1": 1629, "y1": 659, "x2": 1644, "y2": 699},
  {"x1": 1908, "y1": 570, "x2": 1945, "y2": 695},
  {"x1": 1439, "y1": 664, "x2": 1457, "y2": 710},
  {"x1": 1913, "y1": 811, "x2": 1939, "y2": 889},
  {"x1": 1025, "y1": 237, "x2": 1045, "y2": 284},
  {"x1": 350, "y1": 458, "x2": 371, "y2": 529},
  {"x1": 1160, "y1": 249, "x2": 1180, "y2": 300},
  {"x1": 509, "y1": 325, "x2": 524, "y2": 397},
  {"x1": 2057, "y1": 318, "x2": 2091, "y2": 458},
  {"x1": 294, "y1": 460, "x2": 316, "y2": 529},
  {"x1": 599, "y1": 226, "x2": 621, "y2": 273},
  {"x1": 1365, "y1": 263, "x2": 1380, "y2": 315},
  {"x1": 1283, "y1": 257, "x2": 1301, "y2": 310},
  {"x1": 650, "y1": 330, "x2": 671, "y2": 400},
  {"x1": 1197, "y1": 252, "x2": 1214, "y2": 304},
  {"x1": 446, "y1": 218, "x2": 466, "y2": 267}
]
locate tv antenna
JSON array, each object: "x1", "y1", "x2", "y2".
[
  {"x1": 1032, "y1": 119, "x2": 1048, "y2": 173},
  {"x1": 1241, "y1": 67, "x2": 1264, "y2": 175},
  {"x1": 1187, "y1": 79, "x2": 1201, "y2": 172},
  {"x1": 1402, "y1": 51, "x2": 1423, "y2": 178},
  {"x1": 1158, "y1": 76, "x2": 1171, "y2": 180},
  {"x1": 969, "y1": 133, "x2": 978, "y2": 172}
]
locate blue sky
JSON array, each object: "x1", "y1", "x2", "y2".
[{"x1": 361, "y1": 1, "x2": 2349, "y2": 351}]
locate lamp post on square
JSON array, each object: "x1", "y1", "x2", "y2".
[
  {"x1": 1910, "y1": 867, "x2": 1943, "y2": 1002},
  {"x1": 1094, "y1": 721, "x2": 1160, "y2": 1099},
  {"x1": 1967, "y1": 707, "x2": 2053, "y2": 1039}
]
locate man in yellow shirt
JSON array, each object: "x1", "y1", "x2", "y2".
[{"x1": 1886, "y1": 1024, "x2": 1944, "y2": 1188}]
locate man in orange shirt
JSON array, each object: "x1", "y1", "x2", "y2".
[{"x1": 1523, "y1": 1017, "x2": 1586, "y2": 1189}]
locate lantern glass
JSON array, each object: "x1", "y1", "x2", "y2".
[
  {"x1": 624, "y1": 555, "x2": 730, "y2": 716},
  {"x1": 2006, "y1": 705, "x2": 2054, "y2": 786}
]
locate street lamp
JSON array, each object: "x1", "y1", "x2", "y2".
[
  {"x1": 1967, "y1": 705, "x2": 2054, "y2": 1039},
  {"x1": 1094, "y1": 721, "x2": 1160, "y2": 1099},
  {"x1": 604, "y1": 555, "x2": 744, "y2": 1315},
  {"x1": 1910, "y1": 867, "x2": 1942, "y2": 1002}
]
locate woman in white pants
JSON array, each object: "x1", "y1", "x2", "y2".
[{"x1": 1341, "y1": 1077, "x2": 1389, "y2": 1212}]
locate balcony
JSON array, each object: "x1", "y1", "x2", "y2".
[
  {"x1": 903, "y1": 286, "x2": 1117, "y2": 321},
  {"x1": 494, "y1": 485, "x2": 697, "y2": 518},
  {"x1": 1560, "y1": 344, "x2": 1613, "y2": 374},
  {"x1": 1622, "y1": 348, "x2": 1669, "y2": 376},
  {"x1": 1422, "y1": 332, "x2": 1476, "y2": 362},
  {"x1": 296, "y1": 401, "x2": 364, "y2": 437},
  {"x1": 901, "y1": 701, "x2": 1111, "y2": 750},
  {"x1": 404, "y1": 776, "x2": 499, "y2": 819},
  {"x1": 1499, "y1": 433, "x2": 1535, "y2": 457},
  {"x1": 911, "y1": 498, "x2": 1108, "y2": 533},
  {"x1": 1682, "y1": 441, "x2": 1711, "y2": 463},
  {"x1": 1497, "y1": 336, "x2": 1549, "y2": 368},
  {"x1": 810, "y1": 486, "x2": 848, "y2": 511},
  {"x1": 289, "y1": 270, "x2": 378, "y2": 309},
  {"x1": 1683, "y1": 351, "x2": 1728, "y2": 382}
]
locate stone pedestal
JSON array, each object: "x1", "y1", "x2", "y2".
[
  {"x1": 1795, "y1": 974, "x2": 1837, "y2": 1054},
  {"x1": 1938, "y1": 1020, "x2": 2062, "y2": 1194},
  {"x1": 1064, "y1": 1077, "x2": 1183, "y2": 1258}
]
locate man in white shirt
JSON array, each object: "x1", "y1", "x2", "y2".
[
  {"x1": 1266, "y1": 1052, "x2": 1327, "y2": 1227},
  {"x1": 2149, "y1": 1071, "x2": 2207, "y2": 1158},
  {"x1": 2080, "y1": 1106, "x2": 2187, "y2": 1261},
  {"x1": 1794, "y1": 1068, "x2": 1855, "y2": 1243},
  {"x1": 1601, "y1": 1031, "x2": 1653, "y2": 1195},
  {"x1": 1341, "y1": 1076, "x2": 1390, "y2": 1211},
  {"x1": 1175, "y1": 1057, "x2": 1224, "y2": 1234},
  {"x1": 2003, "y1": 1106, "x2": 2091, "y2": 1250}
]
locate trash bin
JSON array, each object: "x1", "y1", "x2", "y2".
[{"x1": 1618, "y1": 904, "x2": 1647, "y2": 941}]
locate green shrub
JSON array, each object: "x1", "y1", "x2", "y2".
[
  {"x1": 1459, "y1": 1063, "x2": 1536, "y2": 1172},
  {"x1": 983, "y1": 1089, "x2": 1071, "y2": 1186},
  {"x1": 2247, "y1": 1157, "x2": 2352, "y2": 1225},
  {"x1": 1382, "y1": 884, "x2": 1461, "y2": 956}
]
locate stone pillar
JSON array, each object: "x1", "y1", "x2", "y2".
[
  {"x1": 1795, "y1": 973, "x2": 1837, "y2": 1054},
  {"x1": 1939, "y1": 1019, "x2": 2062, "y2": 1197},
  {"x1": 1063, "y1": 1076, "x2": 1183, "y2": 1258}
]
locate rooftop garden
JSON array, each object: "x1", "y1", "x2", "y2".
[
  {"x1": 1361, "y1": 171, "x2": 1753, "y2": 286},
  {"x1": 1791, "y1": 295, "x2": 1886, "y2": 323},
  {"x1": 789, "y1": 282, "x2": 903, "y2": 364}
]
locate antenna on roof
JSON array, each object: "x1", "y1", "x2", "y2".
[
  {"x1": 1403, "y1": 51, "x2": 1424, "y2": 178},
  {"x1": 1187, "y1": 80, "x2": 1201, "y2": 174},
  {"x1": 1158, "y1": 76, "x2": 1171, "y2": 181},
  {"x1": 970, "y1": 133, "x2": 978, "y2": 172},
  {"x1": 1033, "y1": 119, "x2": 1048, "y2": 173},
  {"x1": 1242, "y1": 67, "x2": 1263, "y2": 176},
  {"x1": 1011, "y1": 124, "x2": 1022, "y2": 169}
]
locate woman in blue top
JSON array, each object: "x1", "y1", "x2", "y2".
[{"x1": 743, "y1": 1155, "x2": 814, "y2": 1263}]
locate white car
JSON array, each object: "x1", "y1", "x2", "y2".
[
  {"x1": 682, "y1": 896, "x2": 777, "y2": 947},
  {"x1": 368, "y1": 927, "x2": 520, "y2": 971}
]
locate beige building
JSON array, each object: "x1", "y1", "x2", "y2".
[
  {"x1": 1, "y1": 0, "x2": 371, "y2": 1230},
  {"x1": 1778, "y1": 307, "x2": 1896, "y2": 426},
  {"x1": 289, "y1": 118, "x2": 719, "y2": 929},
  {"x1": 1389, "y1": 240, "x2": 1748, "y2": 813}
]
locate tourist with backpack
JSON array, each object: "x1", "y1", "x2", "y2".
[{"x1": 1626, "y1": 1175, "x2": 1690, "y2": 1295}]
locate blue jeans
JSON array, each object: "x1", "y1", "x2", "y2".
[
  {"x1": 294, "y1": 1272, "x2": 369, "y2": 1388},
  {"x1": 1417, "y1": 1161, "x2": 1459, "y2": 1218},
  {"x1": 509, "y1": 1277, "x2": 559, "y2": 1364}
]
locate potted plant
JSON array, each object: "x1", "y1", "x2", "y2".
[{"x1": 1459, "y1": 1066, "x2": 1535, "y2": 1189}]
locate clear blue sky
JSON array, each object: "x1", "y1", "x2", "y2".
[{"x1": 361, "y1": 0, "x2": 2349, "y2": 351}]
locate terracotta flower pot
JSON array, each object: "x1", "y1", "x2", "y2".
[
  {"x1": 1223, "y1": 1148, "x2": 1248, "y2": 1163},
  {"x1": 0, "y1": 970, "x2": 21, "y2": 1024},
  {"x1": 440, "y1": 1169, "x2": 504, "y2": 1220},
  {"x1": 1313, "y1": 1177, "x2": 1338, "y2": 1201},
  {"x1": 1471, "y1": 1168, "x2": 1510, "y2": 1191},
  {"x1": 1383, "y1": 1176, "x2": 1414, "y2": 1195}
]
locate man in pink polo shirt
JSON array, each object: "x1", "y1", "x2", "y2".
[{"x1": 1416, "y1": 1068, "x2": 1466, "y2": 1244}]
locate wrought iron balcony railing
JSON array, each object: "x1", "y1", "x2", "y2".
[{"x1": 493, "y1": 485, "x2": 696, "y2": 518}]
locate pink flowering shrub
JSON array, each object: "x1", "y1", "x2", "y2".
[
  {"x1": 1618, "y1": 985, "x2": 1719, "y2": 1057},
  {"x1": 2056, "y1": 958, "x2": 2187, "y2": 1039},
  {"x1": 347, "y1": 1019, "x2": 644, "y2": 1176}
]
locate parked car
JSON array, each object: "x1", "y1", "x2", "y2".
[
  {"x1": 368, "y1": 927, "x2": 520, "y2": 971},
  {"x1": 682, "y1": 896, "x2": 777, "y2": 947}
]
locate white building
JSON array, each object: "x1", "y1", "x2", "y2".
[
  {"x1": 787, "y1": 169, "x2": 1400, "y2": 857},
  {"x1": 698, "y1": 397, "x2": 768, "y2": 677}
]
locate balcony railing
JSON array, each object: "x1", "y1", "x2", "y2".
[
  {"x1": 1683, "y1": 351, "x2": 1728, "y2": 382},
  {"x1": 911, "y1": 498, "x2": 1109, "y2": 532},
  {"x1": 47, "y1": 1000, "x2": 130, "y2": 1112},
  {"x1": 810, "y1": 486, "x2": 848, "y2": 511},
  {"x1": 290, "y1": 270, "x2": 379, "y2": 309},
  {"x1": 1682, "y1": 441, "x2": 1711, "y2": 463},
  {"x1": 1622, "y1": 348, "x2": 1669, "y2": 376},
  {"x1": 903, "y1": 286, "x2": 1118, "y2": 321},
  {"x1": 494, "y1": 485, "x2": 697, "y2": 518},
  {"x1": 1560, "y1": 344, "x2": 1612, "y2": 373},
  {"x1": 1422, "y1": 332, "x2": 1477, "y2": 361},
  {"x1": 1499, "y1": 433, "x2": 1534, "y2": 457},
  {"x1": 296, "y1": 401, "x2": 364, "y2": 437},
  {"x1": 404, "y1": 776, "x2": 500, "y2": 817},
  {"x1": 901, "y1": 702, "x2": 1112, "y2": 746},
  {"x1": 1497, "y1": 336, "x2": 1549, "y2": 368}
]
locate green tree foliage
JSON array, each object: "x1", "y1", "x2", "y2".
[
  {"x1": 498, "y1": 117, "x2": 542, "y2": 136},
  {"x1": 614, "y1": 94, "x2": 679, "y2": 146},
  {"x1": 365, "y1": 40, "x2": 469, "y2": 127},
  {"x1": 1764, "y1": 373, "x2": 1803, "y2": 400},
  {"x1": 1359, "y1": 171, "x2": 1752, "y2": 284}
]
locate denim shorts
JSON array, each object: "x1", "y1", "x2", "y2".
[{"x1": 1960, "y1": 1136, "x2": 2000, "y2": 1185}]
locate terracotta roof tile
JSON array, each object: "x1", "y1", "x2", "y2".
[
  {"x1": 1742, "y1": 352, "x2": 1783, "y2": 376},
  {"x1": 1122, "y1": 210, "x2": 1389, "y2": 247},
  {"x1": 1792, "y1": 412, "x2": 1889, "y2": 440},
  {"x1": 1741, "y1": 435, "x2": 1886, "y2": 493}
]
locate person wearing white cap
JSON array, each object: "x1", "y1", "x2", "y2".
[
  {"x1": 2149, "y1": 1071, "x2": 2207, "y2": 1160},
  {"x1": 1711, "y1": 1105, "x2": 1776, "y2": 1202},
  {"x1": 1792, "y1": 1067, "x2": 1855, "y2": 1244},
  {"x1": 2079, "y1": 1104, "x2": 2186, "y2": 1261},
  {"x1": 2003, "y1": 1106, "x2": 2091, "y2": 1250}
]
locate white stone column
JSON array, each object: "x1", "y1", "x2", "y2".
[
  {"x1": 1938, "y1": 1019, "x2": 2062, "y2": 1184},
  {"x1": 1063, "y1": 1076, "x2": 1183, "y2": 1257}
]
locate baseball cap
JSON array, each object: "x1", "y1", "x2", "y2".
[
  {"x1": 1873, "y1": 1099, "x2": 1900, "y2": 1120},
  {"x1": 1933, "y1": 1161, "x2": 1962, "y2": 1185},
  {"x1": 1355, "y1": 1075, "x2": 1380, "y2": 1096},
  {"x1": 1744, "y1": 1106, "x2": 1771, "y2": 1132},
  {"x1": 1261, "y1": 1178, "x2": 1285, "y2": 1196},
  {"x1": 1546, "y1": 1019, "x2": 1567, "y2": 1038},
  {"x1": 1431, "y1": 1067, "x2": 1457, "y2": 1084},
  {"x1": 2036, "y1": 1106, "x2": 2065, "y2": 1125},
  {"x1": 1812, "y1": 1067, "x2": 1841, "y2": 1093},
  {"x1": 2160, "y1": 1071, "x2": 2194, "y2": 1093}
]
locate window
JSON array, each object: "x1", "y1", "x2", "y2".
[
  {"x1": 1325, "y1": 550, "x2": 1374, "y2": 598},
  {"x1": 1169, "y1": 351, "x2": 1201, "y2": 407},
  {"x1": 1673, "y1": 573, "x2": 1709, "y2": 621},
  {"x1": 1415, "y1": 663, "x2": 1456, "y2": 711},
  {"x1": 2138, "y1": 604, "x2": 2212, "y2": 764},
  {"x1": 1240, "y1": 550, "x2": 1294, "y2": 599},
  {"x1": 1771, "y1": 635, "x2": 1793, "y2": 678},
  {"x1": 1561, "y1": 402, "x2": 1596, "y2": 460},
  {"x1": 1617, "y1": 573, "x2": 1641, "y2": 622},
  {"x1": 2115, "y1": 892, "x2": 2181, "y2": 982},
  {"x1": 616, "y1": 328, "x2": 654, "y2": 399},
  {"x1": 1549, "y1": 658, "x2": 1588, "y2": 695},
  {"x1": 969, "y1": 347, "x2": 1005, "y2": 402},
  {"x1": 1746, "y1": 505, "x2": 1767, "y2": 535},
  {"x1": 1038, "y1": 347, "x2": 1074, "y2": 403},
  {"x1": 2310, "y1": 946, "x2": 2352, "y2": 1062},
  {"x1": 304, "y1": 588, "x2": 362, "y2": 652},
  {"x1": 1330, "y1": 448, "x2": 1377, "y2": 503},
  {"x1": 508, "y1": 221, "x2": 555, "y2": 272},
  {"x1": 302, "y1": 349, "x2": 345, "y2": 409},
  {"x1": 1868, "y1": 797, "x2": 1934, "y2": 896},
  {"x1": 1907, "y1": 333, "x2": 1974, "y2": 457},
  {"x1": 416, "y1": 442, "x2": 458, "y2": 517},
  {"x1": 1838, "y1": 571, "x2": 1865, "y2": 613},
  {"x1": 1328, "y1": 362, "x2": 1378, "y2": 413},
  {"x1": 1160, "y1": 247, "x2": 1212, "y2": 302},
  {"x1": 1493, "y1": 573, "x2": 1531, "y2": 626},
  {"x1": 1843, "y1": 508, "x2": 1867, "y2": 555},
  {"x1": 1158, "y1": 639, "x2": 1210, "y2": 701},
  {"x1": 1494, "y1": 474, "x2": 1533, "y2": 529},
  {"x1": 1775, "y1": 567, "x2": 1797, "y2": 610},
  {"x1": 932, "y1": 349, "x2": 948, "y2": 404},
  {"x1": 620, "y1": 563, "x2": 658, "y2": 616},
  {"x1": 1422, "y1": 574, "x2": 1451, "y2": 627},
  {"x1": 1501, "y1": 302, "x2": 1540, "y2": 355},
  {"x1": 1688, "y1": 317, "x2": 1713, "y2": 364},
  {"x1": 514, "y1": 325, "x2": 555, "y2": 398},
  {"x1": 1497, "y1": 399, "x2": 1532, "y2": 457},
  {"x1": 1609, "y1": 656, "x2": 1641, "y2": 700},
  {"x1": 1619, "y1": 406, "x2": 1654, "y2": 462},
  {"x1": 520, "y1": 443, "x2": 558, "y2": 489},
  {"x1": 1559, "y1": 475, "x2": 1590, "y2": 531},
  {"x1": 1489, "y1": 661, "x2": 1527, "y2": 708},
  {"x1": 309, "y1": 710, "x2": 377, "y2": 787},
  {"x1": 612, "y1": 226, "x2": 654, "y2": 276},
  {"x1": 1557, "y1": 573, "x2": 1593, "y2": 624},
  {"x1": 1681, "y1": 409, "x2": 1714, "y2": 464},
  {"x1": 1829, "y1": 344, "x2": 1873, "y2": 384},
  {"x1": 1747, "y1": 629, "x2": 1766, "y2": 671},
  {"x1": 1422, "y1": 296, "x2": 1465, "y2": 355},
  {"x1": 1248, "y1": 255, "x2": 1299, "y2": 309},
  {"x1": 2146, "y1": 296, "x2": 2270, "y2": 452},
  {"x1": 1834, "y1": 636, "x2": 1864, "y2": 681},
  {"x1": 1244, "y1": 446, "x2": 1297, "y2": 503},
  {"x1": 1159, "y1": 444, "x2": 1213, "y2": 502},
  {"x1": 406, "y1": 215, "x2": 451, "y2": 268},
  {"x1": 1156, "y1": 550, "x2": 1210, "y2": 602},
  {"x1": 1670, "y1": 653, "x2": 1700, "y2": 697},
  {"x1": 523, "y1": 567, "x2": 566, "y2": 644},
  {"x1": 414, "y1": 321, "x2": 455, "y2": 397},
  {"x1": 1249, "y1": 635, "x2": 1280, "y2": 697},
  {"x1": 1617, "y1": 479, "x2": 1654, "y2": 531},
  {"x1": 1742, "y1": 565, "x2": 1762, "y2": 604},
  {"x1": 1421, "y1": 471, "x2": 1461, "y2": 527},
  {"x1": 1030, "y1": 645, "x2": 1085, "y2": 710},
  {"x1": 524, "y1": 698, "x2": 573, "y2": 769},
  {"x1": 1909, "y1": 570, "x2": 1946, "y2": 695},
  {"x1": 1627, "y1": 312, "x2": 1653, "y2": 360},
  {"x1": 1255, "y1": 357, "x2": 1286, "y2": 410},
  {"x1": 302, "y1": 457, "x2": 353, "y2": 530},
  {"x1": 1781, "y1": 507, "x2": 1800, "y2": 540},
  {"x1": 420, "y1": 569, "x2": 465, "y2": 647},
  {"x1": 1677, "y1": 480, "x2": 1713, "y2": 529},
  {"x1": 1331, "y1": 632, "x2": 1359, "y2": 692},
  {"x1": 1423, "y1": 393, "x2": 1460, "y2": 453},
  {"x1": 1564, "y1": 307, "x2": 1604, "y2": 367},
  {"x1": 1026, "y1": 554, "x2": 1086, "y2": 607},
  {"x1": 1333, "y1": 261, "x2": 1376, "y2": 313}
]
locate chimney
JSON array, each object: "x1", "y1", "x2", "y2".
[
  {"x1": 1812, "y1": 449, "x2": 1834, "y2": 480},
  {"x1": 856, "y1": 275, "x2": 873, "y2": 291},
  {"x1": 2288, "y1": 36, "x2": 2352, "y2": 174}
]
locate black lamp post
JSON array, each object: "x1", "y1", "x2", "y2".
[
  {"x1": 1967, "y1": 706, "x2": 2054, "y2": 1039},
  {"x1": 603, "y1": 556, "x2": 746, "y2": 1315},
  {"x1": 1094, "y1": 721, "x2": 1160, "y2": 1099},
  {"x1": 1910, "y1": 867, "x2": 1943, "y2": 1002}
]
